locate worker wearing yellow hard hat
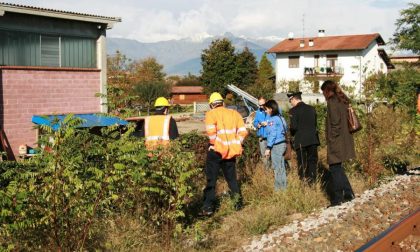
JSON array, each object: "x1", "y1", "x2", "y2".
[
  {"x1": 208, "y1": 92, "x2": 224, "y2": 105},
  {"x1": 143, "y1": 97, "x2": 179, "y2": 149},
  {"x1": 200, "y1": 92, "x2": 248, "y2": 217},
  {"x1": 154, "y1": 97, "x2": 171, "y2": 107}
]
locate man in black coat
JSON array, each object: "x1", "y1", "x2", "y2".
[{"x1": 287, "y1": 92, "x2": 320, "y2": 185}]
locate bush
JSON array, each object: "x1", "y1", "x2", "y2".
[
  {"x1": 237, "y1": 132, "x2": 260, "y2": 180},
  {"x1": 0, "y1": 115, "x2": 199, "y2": 250},
  {"x1": 353, "y1": 105, "x2": 418, "y2": 180},
  {"x1": 375, "y1": 67, "x2": 420, "y2": 115}
]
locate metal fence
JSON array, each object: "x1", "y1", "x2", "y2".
[{"x1": 193, "y1": 102, "x2": 210, "y2": 113}]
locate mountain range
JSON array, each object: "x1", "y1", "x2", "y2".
[{"x1": 107, "y1": 32, "x2": 282, "y2": 75}]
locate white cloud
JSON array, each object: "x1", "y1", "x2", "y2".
[{"x1": 8, "y1": 0, "x2": 409, "y2": 42}]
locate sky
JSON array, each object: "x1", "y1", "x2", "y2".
[{"x1": 6, "y1": 0, "x2": 413, "y2": 43}]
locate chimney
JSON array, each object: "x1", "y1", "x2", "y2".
[
  {"x1": 309, "y1": 39, "x2": 314, "y2": 47},
  {"x1": 288, "y1": 32, "x2": 294, "y2": 40},
  {"x1": 318, "y1": 29, "x2": 325, "y2": 37},
  {"x1": 299, "y1": 39, "x2": 305, "y2": 48}
]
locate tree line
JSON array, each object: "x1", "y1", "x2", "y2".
[{"x1": 106, "y1": 40, "x2": 275, "y2": 115}]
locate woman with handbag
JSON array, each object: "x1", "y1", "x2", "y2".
[
  {"x1": 321, "y1": 80, "x2": 355, "y2": 207},
  {"x1": 263, "y1": 100, "x2": 288, "y2": 191}
]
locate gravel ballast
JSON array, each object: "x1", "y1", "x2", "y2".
[{"x1": 240, "y1": 171, "x2": 420, "y2": 251}]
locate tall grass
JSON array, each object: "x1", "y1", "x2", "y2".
[{"x1": 103, "y1": 160, "x2": 369, "y2": 251}]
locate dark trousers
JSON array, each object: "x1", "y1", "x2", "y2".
[
  {"x1": 296, "y1": 145, "x2": 318, "y2": 185},
  {"x1": 329, "y1": 163, "x2": 354, "y2": 204},
  {"x1": 202, "y1": 150, "x2": 241, "y2": 211}
]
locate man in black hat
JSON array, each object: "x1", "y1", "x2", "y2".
[{"x1": 287, "y1": 91, "x2": 320, "y2": 185}]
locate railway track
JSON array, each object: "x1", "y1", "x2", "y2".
[
  {"x1": 356, "y1": 208, "x2": 419, "y2": 251},
  {"x1": 241, "y1": 169, "x2": 420, "y2": 251}
]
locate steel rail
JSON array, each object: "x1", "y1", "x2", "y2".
[{"x1": 356, "y1": 208, "x2": 419, "y2": 252}]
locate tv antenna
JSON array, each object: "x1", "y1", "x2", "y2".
[{"x1": 302, "y1": 13, "x2": 305, "y2": 38}]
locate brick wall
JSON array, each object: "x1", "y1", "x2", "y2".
[{"x1": 0, "y1": 67, "x2": 101, "y2": 159}]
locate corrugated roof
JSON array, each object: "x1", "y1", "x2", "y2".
[
  {"x1": 268, "y1": 33, "x2": 385, "y2": 53},
  {"x1": 171, "y1": 86, "x2": 204, "y2": 94},
  {"x1": 0, "y1": 2, "x2": 121, "y2": 24}
]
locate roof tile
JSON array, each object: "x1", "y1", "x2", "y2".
[
  {"x1": 171, "y1": 86, "x2": 203, "y2": 94},
  {"x1": 268, "y1": 33, "x2": 384, "y2": 53}
]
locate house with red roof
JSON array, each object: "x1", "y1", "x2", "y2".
[
  {"x1": 268, "y1": 30, "x2": 394, "y2": 95},
  {"x1": 171, "y1": 86, "x2": 207, "y2": 105}
]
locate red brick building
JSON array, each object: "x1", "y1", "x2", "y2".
[
  {"x1": 171, "y1": 86, "x2": 207, "y2": 105},
  {"x1": 0, "y1": 3, "x2": 120, "y2": 159}
]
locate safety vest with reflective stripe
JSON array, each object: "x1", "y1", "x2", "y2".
[
  {"x1": 144, "y1": 115, "x2": 171, "y2": 149},
  {"x1": 205, "y1": 106, "x2": 248, "y2": 159}
]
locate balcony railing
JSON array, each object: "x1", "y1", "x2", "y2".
[{"x1": 304, "y1": 66, "x2": 344, "y2": 76}]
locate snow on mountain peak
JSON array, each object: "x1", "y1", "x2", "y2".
[{"x1": 187, "y1": 33, "x2": 213, "y2": 42}]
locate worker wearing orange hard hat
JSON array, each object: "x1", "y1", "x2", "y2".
[{"x1": 200, "y1": 92, "x2": 248, "y2": 216}]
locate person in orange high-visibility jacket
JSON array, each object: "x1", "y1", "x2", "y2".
[
  {"x1": 200, "y1": 92, "x2": 248, "y2": 216},
  {"x1": 142, "y1": 97, "x2": 179, "y2": 149}
]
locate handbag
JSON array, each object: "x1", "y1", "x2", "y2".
[
  {"x1": 348, "y1": 105, "x2": 362, "y2": 133},
  {"x1": 279, "y1": 116, "x2": 292, "y2": 160},
  {"x1": 284, "y1": 138, "x2": 292, "y2": 160}
]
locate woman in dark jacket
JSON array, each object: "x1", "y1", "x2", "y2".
[{"x1": 321, "y1": 80, "x2": 355, "y2": 206}]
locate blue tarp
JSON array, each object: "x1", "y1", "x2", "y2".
[{"x1": 32, "y1": 114, "x2": 128, "y2": 131}]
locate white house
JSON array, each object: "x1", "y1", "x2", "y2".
[{"x1": 268, "y1": 31, "x2": 394, "y2": 96}]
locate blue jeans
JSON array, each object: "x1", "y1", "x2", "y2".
[
  {"x1": 271, "y1": 143, "x2": 287, "y2": 191},
  {"x1": 259, "y1": 138, "x2": 270, "y2": 169}
]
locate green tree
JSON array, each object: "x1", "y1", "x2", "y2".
[
  {"x1": 246, "y1": 53, "x2": 275, "y2": 99},
  {"x1": 106, "y1": 54, "x2": 168, "y2": 115},
  {"x1": 392, "y1": 3, "x2": 420, "y2": 53},
  {"x1": 176, "y1": 73, "x2": 202, "y2": 86},
  {"x1": 235, "y1": 47, "x2": 258, "y2": 90},
  {"x1": 106, "y1": 51, "x2": 136, "y2": 113},
  {"x1": 201, "y1": 38, "x2": 237, "y2": 94},
  {"x1": 375, "y1": 67, "x2": 420, "y2": 114},
  {"x1": 131, "y1": 57, "x2": 166, "y2": 83},
  {"x1": 134, "y1": 81, "x2": 171, "y2": 115},
  {"x1": 258, "y1": 53, "x2": 274, "y2": 79}
]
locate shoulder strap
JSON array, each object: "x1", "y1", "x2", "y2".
[{"x1": 277, "y1": 115, "x2": 287, "y2": 137}]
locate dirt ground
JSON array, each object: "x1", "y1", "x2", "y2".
[{"x1": 176, "y1": 118, "x2": 206, "y2": 134}]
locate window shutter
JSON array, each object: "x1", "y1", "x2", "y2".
[
  {"x1": 288, "y1": 56, "x2": 299, "y2": 68},
  {"x1": 41, "y1": 36, "x2": 60, "y2": 67}
]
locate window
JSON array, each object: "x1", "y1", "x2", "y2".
[
  {"x1": 289, "y1": 56, "x2": 299, "y2": 68},
  {"x1": 326, "y1": 54, "x2": 338, "y2": 68},
  {"x1": 179, "y1": 94, "x2": 185, "y2": 100},
  {"x1": 41, "y1": 36, "x2": 60, "y2": 67},
  {"x1": 314, "y1": 55, "x2": 320, "y2": 67},
  {"x1": 0, "y1": 29, "x2": 96, "y2": 68}
]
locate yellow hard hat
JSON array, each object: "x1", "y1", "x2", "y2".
[
  {"x1": 209, "y1": 92, "x2": 223, "y2": 104},
  {"x1": 154, "y1": 97, "x2": 171, "y2": 107}
]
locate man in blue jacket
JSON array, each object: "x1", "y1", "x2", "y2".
[{"x1": 253, "y1": 97, "x2": 270, "y2": 169}]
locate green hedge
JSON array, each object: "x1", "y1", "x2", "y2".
[{"x1": 0, "y1": 116, "x2": 199, "y2": 250}]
